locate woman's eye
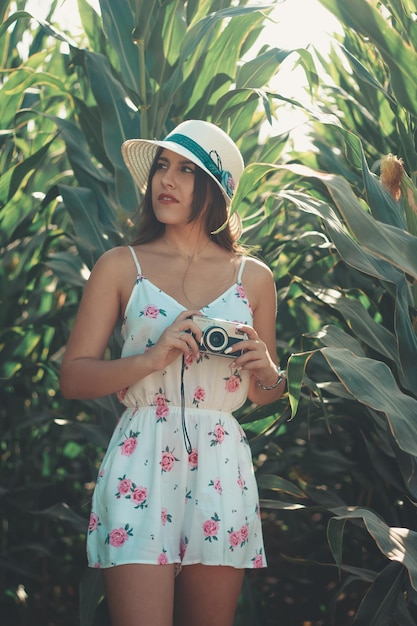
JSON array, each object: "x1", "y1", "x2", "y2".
[{"x1": 155, "y1": 161, "x2": 194, "y2": 174}]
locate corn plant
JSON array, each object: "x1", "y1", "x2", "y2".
[{"x1": 245, "y1": 1, "x2": 417, "y2": 623}]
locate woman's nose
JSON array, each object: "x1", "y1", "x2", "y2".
[{"x1": 161, "y1": 167, "x2": 175, "y2": 188}]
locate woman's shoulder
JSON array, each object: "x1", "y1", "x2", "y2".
[
  {"x1": 89, "y1": 245, "x2": 151, "y2": 286},
  {"x1": 91, "y1": 245, "x2": 132, "y2": 273},
  {"x1": 94, "y1": 242, "x2": 162, "y2": 275},
  {"x1": 240, "y1": 255, "x2": 276, "y2": 312},
  {"x1": 95, "y1": 245, "x2": 130, "y2": 262},
  {"x1": 242, "y1": 255, "x2": 274, "y2": 283},
  {"x1": 90, "y1": 246, "x2": 146, "y2": 309},
  {"x1": 95, "y1": 243, "x2": 156, "y2": 267}
]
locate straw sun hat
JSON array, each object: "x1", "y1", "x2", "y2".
[{"x1": 121, "y1": 120, "x2": 244, "y2": 206}]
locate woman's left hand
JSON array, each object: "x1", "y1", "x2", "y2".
[{"x1": 227, "y1": 324, "x2": 279, "y2": 388}]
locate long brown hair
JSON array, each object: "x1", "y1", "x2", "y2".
[{"x1": 129, "y1": 149, "x2": 244, "y2": 253}]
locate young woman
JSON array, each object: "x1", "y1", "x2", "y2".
[{"x1": 60, "y1": 120, "x2": 286, "y2": 626}]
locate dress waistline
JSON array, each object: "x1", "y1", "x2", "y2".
[{"x1": 122, "y1": 404, "x2": 232, "y2": 417}]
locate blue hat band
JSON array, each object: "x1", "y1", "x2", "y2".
[{"x1": 164, "y1": 133, "x2": 235, "y2": 199}]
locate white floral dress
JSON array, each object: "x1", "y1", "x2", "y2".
[{"x1": 87, "y1": 246, "x2": 266, "y2": 570}]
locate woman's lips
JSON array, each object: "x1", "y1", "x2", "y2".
[{"x1": 158, "y1": 193, "x2": 178, "y2": 202}]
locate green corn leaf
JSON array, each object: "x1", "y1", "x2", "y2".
[
  {"x1": 282, "y1": 164, "x2": 417, "y2": 280},
  {"x1": 99, "y1": 0, "x2": 139, "y2": 94},
  {"x1": 286, "y1": 350, "x2": 315, "y2": 417},
  {"x1": 257, "y1": 474, "x2": 308, "y2": 499},
  {"x1": 319, "y1": 0, "x2": 417, "y2": 116},
  {"x1": 308, "y1": 324, "x2": 366, "y2": 356},
  {"x1": 328, "y1": 506, "x2": 417, "y2": 590},
  {"x1": 352, "y1": 562, "x2": 405, "y2": 626},
  {"x1": 58, "y1": 185, "x2": 110, "y2": 267},
  {"x1": 236, "y1": 48, "x2": 292, "y2": 90},
  {"x1": 321, "y1": 347, "x2": 417, "y2": 455}
]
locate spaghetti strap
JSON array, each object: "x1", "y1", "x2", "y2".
[
  {"x1": 237, "y1": 256, "x2": 246, "y2": 283},
  {"x1": 127, "y1": 245, "x2": 142, "y2": 275}
]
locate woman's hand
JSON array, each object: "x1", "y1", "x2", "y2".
[
  {"x1": 226, "y1": 324, "x2": 280, "y2": 388},
  {"x1": 144, "y1": 309, "x2": 203, "y2": 372}
]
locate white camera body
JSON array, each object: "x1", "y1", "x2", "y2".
[{"x1": 191, "y1": 315, "x2": 247, "y2": 358}]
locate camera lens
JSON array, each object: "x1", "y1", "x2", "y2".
[{"x1": 204, "y1": 326, "x2": 228, "y2": 352}]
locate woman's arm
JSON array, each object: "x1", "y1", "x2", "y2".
[
  {"x1": 60, "y1": 247, "x2": 202, "y2": 400},
  {"x1": 227, "y1": 258, "x2": 285, "y2": 406},
  {"x1": 60, "y1": 248, "x2": 149, "y2": 399}
]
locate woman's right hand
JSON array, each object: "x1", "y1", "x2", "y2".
[{"x1": 144, "y1": 310, "x2": 203, "y2": 372}]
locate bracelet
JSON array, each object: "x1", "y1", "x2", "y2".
[{"x1": 256, "y1": 365, "x2": 286, "y2": 391}]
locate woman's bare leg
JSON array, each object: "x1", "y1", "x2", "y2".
[
  {"x1": 103, "y1": 563, "x2": 176, "y2": 626},
  {"x1": 173, "y1": 564, "x2": 244, "y2": 626}
]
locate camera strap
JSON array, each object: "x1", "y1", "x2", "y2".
[{"x1": 180, "y1": 355, "x2": 193, "y2": 454}]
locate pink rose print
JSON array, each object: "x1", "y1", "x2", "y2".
[
  {"x1": 208, "y1": 478, "x2": 222, "y2": 494},
  {"x1": 237, "y1": 468, "x2": 248, "y2": 494},
  {"x1": 115, "y1": 476, "x2": 132, "y2": 498},
  {"x1": 154, "y1": 392, "x2": 167, "y2": 407},
  {"x1": 115, "y1": 476, "x2": 147, "y2": 509},
  {"x1": 121, "y1": 437, "x2": 137, "y2": 456},
  {"x1": 188, "y1": 449, "x2": 198, "y2": 471},
  {"x1": 185, "y1": 351, "x2": 209, "y2": 368},
  {"x1": 152, "y1": 390, "x2": 170, "y2": 423},
  {"x1": 157, "y1": 550, "x2": 169, "y2": 565},
  {"x1": 192, "y1": 386, "x2": 206, "y2": 407},
  {"x1": 161, "y1": 508, "x2": 172, "y2": 526},
  {"x1": 156, "y1": 403, "x2": 169, "y2": 420},
  {"x1": 203, "y1": 513, "x2": 220, "y2": 542},
  {"x1": 208, "y1": 420, "x2": 229, "y2": 447},
  {"x1": 252, "y1": 550, "x2": 264, "y2": 568},
  {"x1": 235, "y1": 283, "x2": 253, "y2": 313},
  {"x1": 119, "y1": 430, "x2": 140, "y2": 456},
  {"x1": 228, "y1": 523, "x2": 249, "y2": 551},
  {"x1": 160, "y1": 446, "x2": 179, "y2": 473},
  {"x1": 228, "y1": 530, "x2": 241, "y2": 550},
  {"x1": 144, "y1": 304, "x2": 159, "y2": 318},
  {"x1": 88, "y1": 513, "x2": 100, "y2": 534},
  {"x1": 136, "y1": 273, "x2": 145, "y2": 284},
  {"x1": 140, "y1": 304, "x2": 166, "y2": 319},
  {"x1": 215, "y1": 424, "x2": 225, "y2": 443},
  {"x1": 106, "y1": 524, "x2": 133, "y2": 547},
  {"x1": 224, "y1": 371, "x2": 241, "y2": 393},
  {"x1": 131, "y1": 486, "x2": 148, "y2": 509},
  {"x1": 240, "y1": 524, "x2": 249, "y2": 544},
  {"x1": 145, "y1": 338, "x2": 155, "y2": 351}
]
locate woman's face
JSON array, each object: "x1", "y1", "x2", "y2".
[{"x1": 151, "y1": 149, "x2": 200, "y2": 226}]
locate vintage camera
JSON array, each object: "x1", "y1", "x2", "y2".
[{"x1": 191, "y1": 315, "x2": 247, "y2": 358}]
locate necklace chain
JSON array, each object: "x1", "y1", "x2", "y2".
[
  {"x1": 161, "y1": 237, "x2": 211, "y2": 308},
  {"x1": 162, "y1": 237, "x2": 211, "y2": 261}
]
